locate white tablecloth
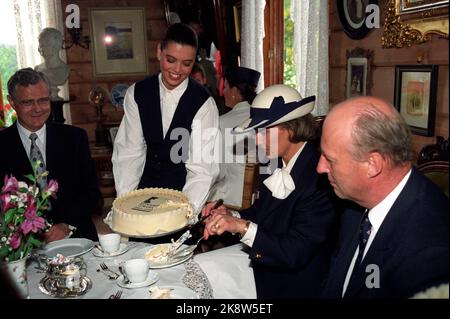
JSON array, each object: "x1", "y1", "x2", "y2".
[
  {"x1": 194, "y1": 243, "x2": 257, "y2": 299},
  {"x1": 27, "y1": 242, "x2": 211, "y2": 299}
]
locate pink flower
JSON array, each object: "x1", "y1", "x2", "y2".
[
  {"x1": 0, "y1": 193, "x2": 15, "y2": 213},
  {"x1": 10, "y1": 232, "x2": 21, "y2": 249},
  {"x1": 2, "y1": 175, "x2": 18, "y2": 193},
  {"x1": 44, "y1": 180, "x2": 58, "y2": 198},
  {"x1": 20, "y1": 200, "x2": 46, "y2": 234}
]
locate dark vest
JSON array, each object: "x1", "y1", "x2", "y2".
[{"x1": 135, "y1": 75, "x2": 210, "y2": 190}]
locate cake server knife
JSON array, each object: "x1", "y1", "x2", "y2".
[{"x1": 169, "y1": 199, "x2": 224, "y2": 253}]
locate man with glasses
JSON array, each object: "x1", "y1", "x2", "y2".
[{"x1": 0, "y1": 68, "x2": 100, "y2": 242}]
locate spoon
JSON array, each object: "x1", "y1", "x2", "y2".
[{"x1": 118, "y1": 266, "x2": 130, "y2": 285}]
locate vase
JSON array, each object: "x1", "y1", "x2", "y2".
[{"x1": 4, "y1": 257, "x2": 29, "y2": 299}]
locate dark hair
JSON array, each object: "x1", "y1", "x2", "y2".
[
  {"x1": 160, "y1": 23, "x2": 198, "y2": 50},
  {"x1": 191, "y1": 63, "x2": 206, "y2": 78},
  {"x1": 279, "y1": 114, "x2": 319, "y2": 143},
  {"x1": 7, "y1": 68, "x2": 50, "y2": 101},
  {"x1": 224, "y1": 68, "x2": 260, "y2": 104}
]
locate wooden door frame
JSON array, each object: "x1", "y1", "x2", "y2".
[{"x1": 263, "y1": 0, "x2": 284, "y2": 87}]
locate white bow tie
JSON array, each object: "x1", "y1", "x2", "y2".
[{"x1": 263, "y1": 167, "x2": 295, "y2": 199}]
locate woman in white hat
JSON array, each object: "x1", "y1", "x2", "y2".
[{"x1": 201, "y1": 84, "x2": 337, "y2": 298}]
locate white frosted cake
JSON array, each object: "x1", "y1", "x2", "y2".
[{"x1": 111, "y1": 188, "x2": 194, "y2": 236}]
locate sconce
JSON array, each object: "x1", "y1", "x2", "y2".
[{"x1": 63, "y1": 26, "x2": 90, "y2": 49}]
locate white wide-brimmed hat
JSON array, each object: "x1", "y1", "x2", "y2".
[{"x1": 232, "y1": 84, "x2": 315, "y2": 133}]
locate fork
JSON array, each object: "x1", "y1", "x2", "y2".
[
  {"x1": 108, "y1": 290, "x2": 123, "y2": 299},
  {"x1": 100, "y1": 263, "x2": 120, "y2": 278}
]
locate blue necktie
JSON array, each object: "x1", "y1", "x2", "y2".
[
  {"x1": 29, "y1": 133, "x2": 47, "y2": 190},
  {"x1": 355, "y1": 210, "x2": 372, "y2": 266}
]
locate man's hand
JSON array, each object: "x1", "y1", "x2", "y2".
[{"x1": 44, "y1": 223, "x2": 71, "y2": 243}]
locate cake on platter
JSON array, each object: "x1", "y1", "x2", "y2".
[{"x1": 111, "y1": 188, "x2": 194, "y2": 237}]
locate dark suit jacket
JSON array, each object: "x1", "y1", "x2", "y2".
[
  {"x1": 322, "y1": 168, "x2": 449, "y2": 299},
  {"x1": 0, "y1": 123, "x2": 100, "y2": 241},
  {"x1": 240, "y1": 141, "x2": 337, "y2": 298}
]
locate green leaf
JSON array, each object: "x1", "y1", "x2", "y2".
[{"x1": 24, "y1": 174, "x2": 36, "y2": 183}]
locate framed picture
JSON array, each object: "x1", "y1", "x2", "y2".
[
  {"x1": 346, "y1": 47, "x2": 374, "y2": 99},
  {"x1": 382, "y1": 0, "x2": 448, "y2": 48},
  {"x1": 337, "y1": 0, "x2": 378, "y2": 39},
  {"x1": 89, "y1": 7, "x2": 148, "y2": 77},
  {"x1": 394, "y1": 65, "x2": 439, "y2": 137}
]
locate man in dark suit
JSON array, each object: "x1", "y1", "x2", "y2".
[
  {"x1": 0, "y1": 68, "x2": 100, "y2": 242},
  {"x1": 201, "y1": 85, "x2": 337, "y2": 298},
  {"x1": 318, "y1": 96, "x2": 448, "y2": 298}
]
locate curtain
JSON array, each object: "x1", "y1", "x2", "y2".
[
  {"x1": 291, "y1": 0, "x2": 329, "y2": 115},
  {"x1": 13, "y1": 0, "x2": 71, "y2": 123},
  {"x1": 240, "y1": 0, "x2": 266, "y2": 93}
]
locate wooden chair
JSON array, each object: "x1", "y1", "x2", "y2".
[
  {"x1": 224, "y1": 153, "x2": 261, "y2": 212},
  {"x1": 416, "y1": 137, "x2": 449, "y2": 197},
  {"x1": 417, "y1": 160, "x2": 449, "y2": 197}
]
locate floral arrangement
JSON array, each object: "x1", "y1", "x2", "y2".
[{"x1": 0, "y1": 161, "x2": 57, "y2": 262}]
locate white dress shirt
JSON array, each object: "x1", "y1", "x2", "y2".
[
  {"x1": 341, "y1": 169, "x2": 412, "y2": 297},
  {"x1": 16, "y1": 122, "x2": 47, "y2": 163},
  {"x1": 209, "y1": 101, "x2": 251, "y2": 207},
  {"x1": 112, "y1": 74, "x2": 220, "y2": 213},
  {"x1": 236, "y1": 143, "x2": 307, "y2": 247}
]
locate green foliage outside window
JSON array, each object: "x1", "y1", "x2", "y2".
[
  {"x1": 283, "y1": 0, "x2": 296, "y2": 88},
  {"x1": 0, "y1": 44, "x2": 18, "y2": 103}
]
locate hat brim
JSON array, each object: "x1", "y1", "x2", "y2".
[{"x1": 232, "y1": 97, "x2": 315, "y2": 134}]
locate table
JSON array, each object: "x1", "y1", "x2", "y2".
[
  {"x1": 27, "y1": 242, "x2": 256, "y2": 299},
  {"x1": 27, "y1": 242, "x2": 211, "y2": 299}
]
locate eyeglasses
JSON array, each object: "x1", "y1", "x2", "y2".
[{"x1": 16, "y1": 97, "x2": 51, "y2": 108}]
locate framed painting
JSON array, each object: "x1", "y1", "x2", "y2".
[
  {"x1": 394, "y1": 65, "x2": 439, "y2": 136},
  {"x1": 346, "y1": 47, "x2": 374, "y2": 98},
  {"x1": 382, "y1": 0, "x2": 448, "y2": 48},
  {"x1": 89, "y1": 7, "x2": 148, "y2": 77}
]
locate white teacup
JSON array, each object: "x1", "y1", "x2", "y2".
[
  {"x1": 98, "y1": 233, "x2": 121, "y2": 253},
  {"x1": 123, "y1": 259, "x2": 149, "y2": 283}
]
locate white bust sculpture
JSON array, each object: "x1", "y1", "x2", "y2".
[{"x1": 35, "y1": 28, "x2": 70, "y2": 101}]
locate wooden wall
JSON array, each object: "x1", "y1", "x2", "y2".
[
  {"x1": 329, "y1": 0, "x2": 449, "y2": 159},
  {"x1": 61, "y1": 0, "x2": 167, "y2": 142}
]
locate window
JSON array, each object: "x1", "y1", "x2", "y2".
[{"x1": 0, "y1": 1, "x2": 18, "y2": 127}]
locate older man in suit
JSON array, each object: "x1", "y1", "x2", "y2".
[
  {"x1": 318, "y1": 96, "x2": 448, "y2": 298},
  {"x1": 0, "y1": 68, "x2": 100, "y2": 242}
]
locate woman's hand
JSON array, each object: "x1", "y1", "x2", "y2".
[
  {"x1": 201, "y1": 200, "x2": 228, "y2": 218},
  {"x1": 203, "y1": 213, "x2": 248, "y2": 240}
]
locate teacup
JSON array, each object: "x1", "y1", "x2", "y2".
[
  {"x1": 98, "y1": 233, "x2": 121, "y2": 253},
  {"x1": 123, "y1": 259, "x2": 149, "y2": 283}
]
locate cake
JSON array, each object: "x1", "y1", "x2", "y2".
[
  {"x1": 149, "y1": 286, "x2": 172, "y2": 299},
  {"x1": 111, "y1": 188, "x2": 194, "y2": 236},
  {"x1": 145, "y1": 244, "x2": 172, "y2": 263}
]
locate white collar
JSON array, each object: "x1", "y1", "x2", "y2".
[
  {"x1": 368, "y1": 169, "x2": 412, "y2": 232},
  {"x1": 16, "y1": 121, "x2": 46, "y2": 142},
  {"x1": 158, "y1": 73, "x2": 189, "y2": 97}
]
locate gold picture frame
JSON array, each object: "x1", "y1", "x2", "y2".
[
  {"x1": 382, "y1": 0, "x2": 449, "y2": 48},
  {"x1": 89, "y1": 7, "x2": 148, "y2": 77}
]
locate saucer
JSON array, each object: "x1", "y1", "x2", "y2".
[
  {"x1": 92, "y1": 243, "x2": 128, "y2": 257},
  {"x1": 117, "y1": 271, "x2": 159, "y2": 289}
]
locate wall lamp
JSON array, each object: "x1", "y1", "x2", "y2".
[{"x1": 63, "y1": 26, "x2": 90, "y2": 50}]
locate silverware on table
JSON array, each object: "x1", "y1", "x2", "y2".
[{"x1": 108, "y1": 290, "x2": 123, "y2": 299}]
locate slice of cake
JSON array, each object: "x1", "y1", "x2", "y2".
[
  {"x1": 149, "y1": 286, "x2": 172, "y2": 299},
  {"x1": 111, "y1": 188, "x2": 194, "y2": 236}
]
